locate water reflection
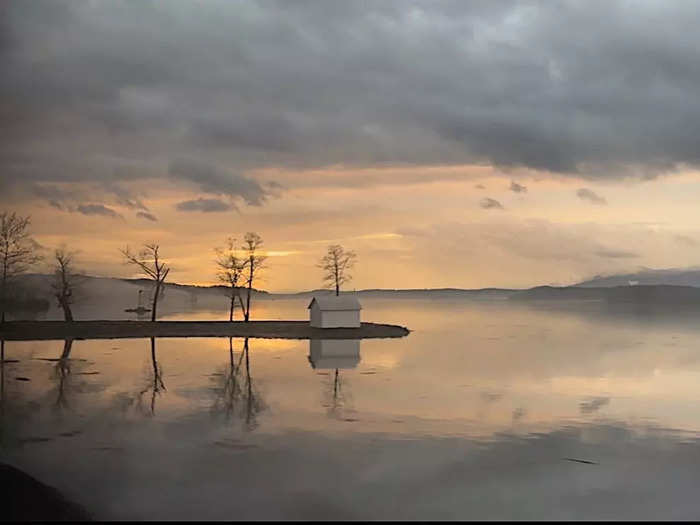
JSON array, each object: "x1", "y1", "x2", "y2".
[
  {"x1": 138, "y1": 337, "x2": 166, "y2": 416},
  {"x1": 309, "y1": 339, "x2": 361, "y2": 420},
  {"x1": 0, "y1": 339, "x2": 5, "y2": 413},
  {"x1": 210, "y1": 337, "x2": 244, "y2": 421},
  {"x1": 53, "y1": 338, "x2": 74, "y2": 411},
  {"x1": 209, "y1": 337, "x2": 266, "y2": 430},
  {"x1": 6, "y1": 298, "x2": 700, "y2": 519},
  {"x1": 43, "y1": 338, "x2": 104, "y2": 413},
  {"x1": 308, "y1": 339, "x2": 361, "y2": 370}
]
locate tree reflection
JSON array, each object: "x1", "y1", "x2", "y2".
[
  {"x1": 137, "y1": 337, "x2": 166, "y2": 415},
  {"x1": 210, "y1": 337, "x2": 265, "y2": 431},
  {"x1": 0, "y1": 339, "x2": 5, "y2": 414},
  {"x1": 324, "y1": 367, "x2": 347, "y2": 419},
  {"x1": 49, "y1": 338, "x2": 105, "y2": 412},
  {"x1": 210, "y1": 337, "x2": 244, "y2": 420},
  {"x1": 53, "y1": 338, "x2": 74, "y2": 410}
]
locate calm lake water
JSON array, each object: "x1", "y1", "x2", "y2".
[{"x1": 3, "y1": 297, "x2": 700, "y2": 519}]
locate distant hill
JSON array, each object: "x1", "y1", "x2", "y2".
[
  {"x1": 510, "y1": 284, "x2": 700, "y2": 304},
  {"x1": 274, "y1": 287, "x2": 515, "y2": 299},
  {"x1": 577, "y1": 268, "x2": 700, "y2": 288},
  {"x1": 10, "y1": 273, "x2": 700, "y2": 321},
  {"x1": 3, "y1": 274, "x2": 269, "y2": 321}
]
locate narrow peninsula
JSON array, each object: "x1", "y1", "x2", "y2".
[{"x1": 0, "y1": 320, "x2": 410, "y2": 341}]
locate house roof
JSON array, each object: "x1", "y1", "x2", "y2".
[{"x1": 308, "y1": 294, "x2": 362, "y2": 311}]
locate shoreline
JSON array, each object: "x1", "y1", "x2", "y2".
[
  {"x1": 0, "y1": 463, "x2": 92, "y2": 521},
  {"x1": 0, "y1": 320, "x2": 410, "y2": 341}
]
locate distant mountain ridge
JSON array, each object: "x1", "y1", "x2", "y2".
[
  {"x1": 510, "y1": 284, "x2": 700, "y2": 304},
  {"x1": 11, "y1": 270, "x2": 700, "y2": 312},
  {"x1": 576, "y1": 267, "x2": 700, "y2": 288}
]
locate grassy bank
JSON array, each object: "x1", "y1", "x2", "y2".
[{"x1": 0, "y1": 320, "x2": 410, "y2": 341}]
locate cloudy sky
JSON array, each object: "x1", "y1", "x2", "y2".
[{"x1": 3, "y1": 0, "x2": 700, "y2": 291}]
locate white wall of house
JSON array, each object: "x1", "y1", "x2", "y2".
[
  {"x1": 310, "y1": 305, "x2": 322, "y2": 327},
  {"x1": 309, "y1": 305, "x2": 361, "y2": 328}
]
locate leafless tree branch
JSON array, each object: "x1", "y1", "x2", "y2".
[
  {"x1": 121, "y1": 243, "x2": 170, "y2": 321},
  {"x1": 318, "y1": 244, "x2": 357, "y2": 296}
]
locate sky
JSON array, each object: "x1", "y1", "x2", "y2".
[{"x1": 3, "y1": 0, "x2": 700, "y2": 291}]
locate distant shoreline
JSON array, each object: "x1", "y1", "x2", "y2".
[{"x1": 0, "y1": 320, "x2": 410, "y2": 341}]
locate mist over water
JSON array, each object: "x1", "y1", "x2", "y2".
[{"x1": 4, "y1": 297, "x2": 700, "y2": 519}]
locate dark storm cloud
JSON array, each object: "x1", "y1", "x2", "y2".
[
  {"x1": 579, "y1": 397, "x2": 610, "y2": 414},
  {"x1": 4, "y1": 0, "x2": 700, "y2": 201},
  {"x1": 595, "y1": 249, "x2": 639, "y2": 259},
  {"x1": 168, "y1": 159, "x2": 267, "y2": 206},
  {"x1": 480, "y1": 198, "x2": 503, "y2": 210},
  {"x1": 175, "y1": 198, "x2": 236, "y2": 213},
  {"x1": 76, "y1": 204, "x2": 123, "y2": 219},
  {"x1": 29, "y1": 180, "x2": 149, "y2": 214},
  {"x1": 104, "y1": 183, "x2": 148, "y2": 211},
  {"x1": 577, "y1": 188, "x2": 608, "y2": 205},
  {"x1": 136, "y1": 211, "x2": 158, "y2": 222},
  {"x1": 509, "y1": 181, "x2": 527, "y2": 193},
  {"x1": 31, "y1": 184, "x2": 75, "y2": 203}
]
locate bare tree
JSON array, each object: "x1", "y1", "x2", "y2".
[
  {"x1": 0, "y1": 212, "x2": 41, "y2": 322},
  {"x1": 121, "y1": 243, "x2": 170, "y2": 322},
  {"x1": 241, "y1": 233, "x2": 266, "y2": 322},
  {"x1": 318, "y1": 244, "x2": 357, "y2": 296},
  {"x1": 51, "y1": 247, "x2": 83, "y2": 321},
  {"x1": 214, "y1": 237, "x2": 246, "y2": 321}
]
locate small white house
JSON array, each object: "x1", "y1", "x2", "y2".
[
  {"x1": 308, "y1": 295, "x2": 362, "y2": 328},
  {"x1": 308, "y1": 339, "x2": 361, "y2": 369}
]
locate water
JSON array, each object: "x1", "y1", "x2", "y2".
[{"x1": 3, "y1": 297, "x2": 700, "y2": 519}]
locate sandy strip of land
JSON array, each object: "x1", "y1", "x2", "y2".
[{"x1": 0, "y1": 320, "x2": 410, "y2": 341}]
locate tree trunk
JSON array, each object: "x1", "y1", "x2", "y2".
[
  {"x1": 229, "y1": 292, "x2": 235, "y2": 322},
  {"x1": 59, "y1": 299, "x2": 73, "y2": 322},
  {"x1": 1, "y1": 285, "x2": 5, "y2": 323},
  {"x1": 150, "y1": 337, "x2": 157, "y2": 373},
  {"x1": 151, "y1": 281, "x2": 160, "y2": 322},
  {"x1": 238, "y1": 295, "x2": 247, "y2": 318},
  {"x1": 60, "y1": 338, "x2": 74, "y2": 360},
  {"x1": 1, "y1": 268, "x2": 6, "y2": 323},
  {"x1": 335, "y1": 283, "x2": 339, "y2": 296},
  {"x1": 245, "y1": 268, "x2": 253, "y2": 322}
]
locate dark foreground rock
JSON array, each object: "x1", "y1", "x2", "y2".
[
  {"x1": 0, "y1": 320, "x2": 410, "y2": 341},
  {"x1": 0, "y1": 463, "x2": 91, "y2": 521}
]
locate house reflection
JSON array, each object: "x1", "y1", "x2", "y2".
[
  {"x1": 308, "y1": 339, "x2": 361, "y2": 420},
  {"x1": 308, "y1": 339, "x2": 361, "y2": 370}
]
